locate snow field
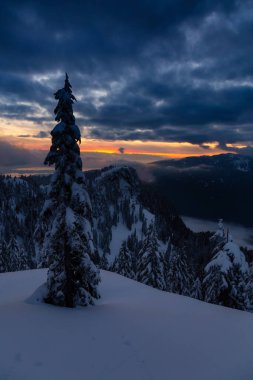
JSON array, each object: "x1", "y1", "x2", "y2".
[{"x1": 0, "y1": 269, "x2": 253, "y2": 380}]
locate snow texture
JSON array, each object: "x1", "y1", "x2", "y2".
[
  {"x1": 0, "y1": 269, "x2": 253, "y2": 380},
  {"x1": 205, "y1": 241, "x2": 249, "y2": 273}
]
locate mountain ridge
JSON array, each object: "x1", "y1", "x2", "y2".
[
  {"x1": 150, "y1": 153, "x2": 252, "y2": 172},
  {"x1": 146, "y1": 153, "x2": 253, "y2": 226}
]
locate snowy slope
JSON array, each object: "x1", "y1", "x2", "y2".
[{"x1": 0, "y1": 269, "x2": 253, "y2": 380}]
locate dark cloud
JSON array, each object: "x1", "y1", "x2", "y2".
[
  {"x1": 235, "y1": 147, "x2": 253, "y2": 157},
  {"x1": 0, "y1": 140, "x2": 44, "y2": 167},
  {"x1": 18, "y1": 131, "x2": 50, "y2": 138},
  {"x1": 218, "y1": 144, "x2": 253, "y2": 158},
  {"x1": 200, "y1": 144, "x2": 211, "y2": 150},
  {"x1": 0, "y1": 0, "x2": 253, "y2": 147}
]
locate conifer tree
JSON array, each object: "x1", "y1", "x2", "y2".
[
  {"x1": 246, "y1": 263, "x2": 253, "y2": 311},
  {"x1": 162, "y1": 240, "x2": 172, "y2": 290},
  {"x1": 137, "y1": 223, "x2": 166, "y2": 290},
  {"x1": 0, "y1": 240, "x2": 8, "y2": 273},
  {"x1": 203, "y1": 238, "x2": 248, "y2": 309},
  {"x1": 166, "y1": 248, "x2": 193, "y2": 296},
  {"x1": 191, "y1": 277, "x2": 203, "y2": 301},
  {"x1": 203, "y1": 265, "x2": 225, "y2": 304},
  {"x1": 35, "y1": 74, "x2": 100, "y2": 307},
  {"x1": 7, "y1": 235, "x2": 29, "y2": 271},
  {"x1": 112, "y1": 240, "x2": 135, "y2": 279},
  {"x1": 211, "y1": 219, "x2": 227, "y2": 253},
  {"x1": 226, "y1": 264, "x2": 247, "y2": 310}
]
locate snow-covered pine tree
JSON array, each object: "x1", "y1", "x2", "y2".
[
  {"x1": 7, "y1": 236, "x2": 26, "y2": 272},
  {"x1": 0, "y1": 240, "x2": 8, "y2": 272},
  {"x1": 162, "y1": 239, "x2": 172, "y2": 290},
  {"x1": 246, "y1": 262, "x2": 253, "y2": 311},
  {"x1": 191, "y1": 277, "x2": 203, "y2": 301},
  {"x1": 17, "y1": 241, "x2": 29, "y2": 271},
  {"x1": 217, "y1": 218, "x2": 225, "y2": 237},
  {"x1": 166, "y1": 248, "x2": 193, "y2": 296},
  {"x1": 210, "y1": 219, "x2": 227, "y2": 253},
  {"x1": 226, "y1": 264, "x2": 247, "y2": 310},
  {"x1": 203, "y1": 265, "x2": 225, "y2": 304},
  {"x1": 203, "y1": 238, "x2": 248, "y2": 310},
  {"x1": 112, "y1": 240, "x2": 135, "y2": 279},
  {"x1": 35, "y1": 74, "x2": 100, "y2": 307},
  {"x1": 136, "y1": 223, "x2": 166, "y2": 290}
]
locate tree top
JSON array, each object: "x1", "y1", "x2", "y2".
[{"x1": 53, "y1": 73, "x2": 77, "y2": 124}]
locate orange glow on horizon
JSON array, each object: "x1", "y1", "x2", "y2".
[
  {"x1": 0, "y1": 132, "x2": 238, "y2": 157},
  {"x1": 0, "y1": 115, "x2": 240, "y2": 160},
  {"x1": 80, "y1": 149, "x2": 224, "y2": 159},
  {"x1": 2, "y1": 135, "x2": 228, "y2": 160},
  {"x1": 226, "y1": 143, "x2": 247, "y2": 149},
  {"x1": 0, "y1": 113, "x2": 234, "y2": 161}
]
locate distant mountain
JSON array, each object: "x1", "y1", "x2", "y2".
[
  {"x1": 148, "y1": 153, "x2": 253, "y2": 226},
  {"x1": 151, "y1": 153, "x2": 252, "y2": 172}
]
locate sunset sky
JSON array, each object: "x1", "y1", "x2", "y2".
[{"x1": 1, "y1": 0, "x2": 253, "y2": 171}]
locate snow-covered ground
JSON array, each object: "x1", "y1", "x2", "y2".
[
  {"x1": 182, "y1": 215, "x2": 253, "y2": 249},
  {"x1": 0, "y1": 269, "x2": 253, "y2": 380}
]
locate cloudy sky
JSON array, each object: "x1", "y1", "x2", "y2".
[{"x1": 1, "y1": 0, "x2": 253, "y2": 170}]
